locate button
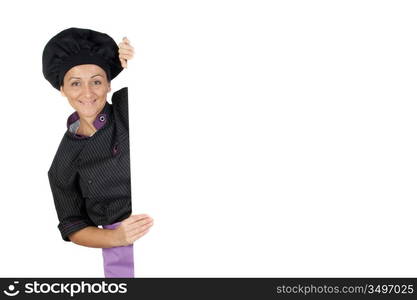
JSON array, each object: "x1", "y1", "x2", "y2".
[
  {"x1": 88, "y1": 179, "x2": 93, "y2": 184},
  {"x1": 99, "y1": 115, "x2": 106, "y2": 122},
  {"x1": 113, "y1": 144, "x2": 119, "y2": 155}
]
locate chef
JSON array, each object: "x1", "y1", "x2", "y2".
[{"x1": 42, "y1": 27, "x2": 153, "y2": 277}]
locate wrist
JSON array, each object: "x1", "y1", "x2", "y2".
[{"x1": 106, "y1": 227, "x2": 122, "y2": 248}]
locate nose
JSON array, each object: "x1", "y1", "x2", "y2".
[{"x1": 81, "y1": 83, "x2": 94, "y2": 99}]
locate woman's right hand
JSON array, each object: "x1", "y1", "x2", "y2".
[{"x1": 113, "y1": 214, "x2": 154, "y2": 246}]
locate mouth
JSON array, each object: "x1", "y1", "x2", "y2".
[{"x1": 78, "y1": 99, "x2": 97, "y2": 105}]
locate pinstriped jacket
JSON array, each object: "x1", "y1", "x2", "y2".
[{"x1": 47, "y1": 87, "x2": 132, "y2": 241}]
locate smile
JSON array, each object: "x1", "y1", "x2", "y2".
[{"x1": 78, "y1": 99, "x2": 97, "y2": 105}]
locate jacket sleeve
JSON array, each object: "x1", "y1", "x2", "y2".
[{"x1": 48, "y1": 170, "x2": 96, "y2": 242}]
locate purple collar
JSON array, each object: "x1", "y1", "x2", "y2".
[{"x1": 66, "y1": 102, "x2": 110, "y2": 139}]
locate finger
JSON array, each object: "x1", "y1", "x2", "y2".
[
  {"x1": 119, "y1": 48, "x2": 135, "y2": 55},
  {"x1": 125, "y1": 214, "x2": 148, "y2": 223},
  {"x1": 118, "y1": 42, "x2": 134, "y2": 49},
  {"x1": 124, "y1": 214, "x2": 150, "y2": 224},
  {"x1": 130, "y1": 219, "x2": 153, "y2": 231},
  {"x1": 129, "y1": 215, "x2": 152, "y2": 225},
  {"x1": 118, "y1": 45, "x2": 134, "y2": 55},
  {"x1": 127, "y1": 217, "x2": 153, "y2": 230},
  {"x1": 127, "y1": 223, "x2": 152, "y2": 237},
  {"x1": 137, "y1": 217, "x2": 154, "y2": 225},
  {"x1": 119, "y1": 55, "x2": 133, "y2": 61},
  {"x1": 126, "y1": 223, "x2": 153, "y2": 237},
  {"x1": 119, "y1": 51, "x2": 134, "y2": 59},
  {"x1": 124, "y1": 38, "x2": 132, "y2": 46},
  {"x1": 119, "y1": 53, "x2": 134, "y2": 61},
  {"x1": 125, "y1": 221, "x2": 152, "y2": 234},
  {"x1": 120, "y1": 51, "x2": 134, "y2": 59},
  {"x1": 120, "y1": 37, "x2": 129, "y2": 45},
  {"x1": 131, "y1": 228, "x2": 150, "y2": 242},
  {"x1": 119, "y1": 38, "x2": 132, "y2": 47},
  {"x1": 132, "y1": 213, "x2": 151, "y2": 219}
]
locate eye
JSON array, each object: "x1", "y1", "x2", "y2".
[
  {"x1": 71, "y1": 81, "x2": 80, "y2": 87},
  {"x1": 94, "y1": 80, "x2": 102, "y2": 85}
]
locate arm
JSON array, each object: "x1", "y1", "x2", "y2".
[
  {"x1": 69, "y1": 226, "x2": 118, "y2": 248},
  {"x1": 69, "y1": 214, "x2": 154, "y2": 248},
  {"x1": 47, "y1": 170, "x2": 154, "y2": 247}
]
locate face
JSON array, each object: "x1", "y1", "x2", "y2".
[{"x1": 60, "y1": 64, "x2": 111, "y2": 119}]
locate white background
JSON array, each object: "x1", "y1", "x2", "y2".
[{"x1": 0, "y1": 0, "x2": 416, "y2": 277}]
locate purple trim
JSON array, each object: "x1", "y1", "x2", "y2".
[
  {"x1": 62, "y1": 220, "x2": 84, "y2": 229},
  {"x1": 66, "y1": 103, "x2": 109, "y2": 138},
  {"x1": 74, "y1": 134, "x2": 89, "y2": 139},
  {"x1": 93, "y1": 113, "x2": 107, "y2": 129},
  {"x1": 67, "y1": 111, "x2": 80, "y2": 129}
]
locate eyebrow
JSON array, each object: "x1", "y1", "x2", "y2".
[{"x1": 69, "y1": 74, "x2": 104, "y2": 80}]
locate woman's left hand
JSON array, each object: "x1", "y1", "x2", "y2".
[{"x1": 118, "y1": 37, "x2": 135, "y2": 68}]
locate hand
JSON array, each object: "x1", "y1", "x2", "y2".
[
  {"x1": 113, "y1": 214, "x2": 154, "y2": 246},
  {"x1": 118, "y1": 37, "x2": 135, "y2": 68}
]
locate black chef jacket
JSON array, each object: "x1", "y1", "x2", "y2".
[{"x1": 48, "y1": 87, "x2": 132, "y2": 241}]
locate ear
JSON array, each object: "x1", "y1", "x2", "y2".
[
  {"x1": 108, "y1": 82, "x2": 111, "y2": 93},
  {"x1": 60, "y1": 86, "x2": 66, "y2": 97}
]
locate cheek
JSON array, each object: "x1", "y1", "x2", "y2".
[
  {"x1": 68, "y1": 93, "x2": 81, "y2": 103},
  {"x1": 70, "y1": 98, "x2": 82, "y2": 108},
  {"x1": 64, "y1": 87, "x2": 79, "y2": 96},
  {"x1": 66, "y1": 90, "x2": 82, "y2": 102},
  {"x1": 96, "y1": 86, "x2": 109, "y2": 98}
]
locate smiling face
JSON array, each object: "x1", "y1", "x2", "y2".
[{"x1": 60, "y1": 64, "x2": 111, "y2": 119}]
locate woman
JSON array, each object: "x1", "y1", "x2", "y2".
[{"x1": 42, "y1": 27, "x2": 153, "y2": 278}]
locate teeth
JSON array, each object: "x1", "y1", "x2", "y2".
[{"x1": 79, "y1": 99, "x2": 97, "y2": 105}]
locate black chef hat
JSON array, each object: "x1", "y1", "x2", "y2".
[{"x1": 42, "y1": 27, "x2": 123, "y2": 90}]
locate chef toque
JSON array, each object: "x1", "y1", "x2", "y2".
[{"x1": 42, "y1": 27, "x2": 123, "y2": 90}]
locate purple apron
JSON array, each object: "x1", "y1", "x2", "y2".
[{"x1": 102, "y1": 222, "x2": 135, "y2": 278}]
